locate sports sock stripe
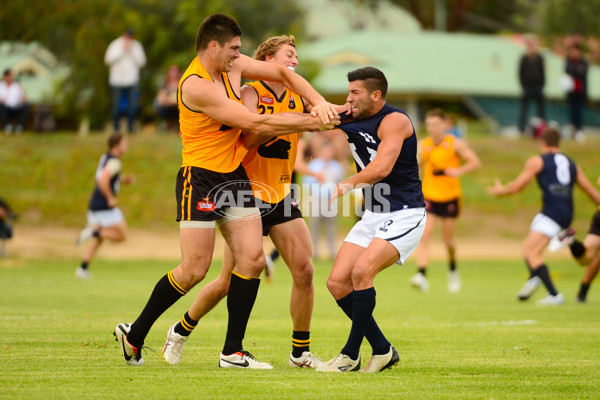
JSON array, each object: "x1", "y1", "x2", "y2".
[
  {"x1": 292, "y1": 338, "x2": 311, "y2": 344},
  {"x1": 180, "y1": 317, "x2": 195, "y2": 332},
  {"x1": 167, "y1": 270, "x2": 187, "y2": 295},
  {"x1": 232, "y1": 270, "x2": 260, "y2": 281}
]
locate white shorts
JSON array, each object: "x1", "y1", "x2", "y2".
[
  {"x1": 530, "y1": 213, "x2": 562, "y2": 238},
  {"x1": 87, "y1": 208, "x2": 125, "y2": 228},
  {"x1": 344, "y1": 207, "x2": 426, "y2": 265}
]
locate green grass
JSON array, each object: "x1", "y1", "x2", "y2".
[{"x1": 1, "y1": 256, "x2": 599, "y2": 399}]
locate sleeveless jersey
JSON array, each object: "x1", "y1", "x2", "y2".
[
  {"x1": 536, "y1": 152, "x2": 577, "y2": 228},
  {"x1": 339, "y1": 104, "x2": 425, "y2": 212},
  {"x1": 420, "y1": 135, "x2": 462, "y2": 202},
  {"x1": 89, "y1": 153, "x2": 120, "y2": 211},
  {"x1": 242, "y1": 81, "x2": 304, "y2": 204},
  {"x1": 178, "y1": 57, "x2": 247, "y2": 173}
]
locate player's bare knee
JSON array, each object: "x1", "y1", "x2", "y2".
[
  {"x1": 326, "y1": 276, "x2": 345, "y2": 297},
  {"x1": 292, "y1": 263, "x2": 314, "y2": 288}
]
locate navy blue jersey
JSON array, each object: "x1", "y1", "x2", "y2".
[
  {"x1": 89, "y1": 153, "x2": 121, "y2": 211},
  {"x1": 536, "y1": 152, "x2": 577, "y2": 228},
  {"x1": 338, "y1": 104, "x2": 425, "y2": 212}
]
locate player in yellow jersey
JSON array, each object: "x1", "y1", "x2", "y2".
[
  {"x1": 410, "y1": 108, "x2": 481, "y2": 293},
  {"x1": 114, "y1": 13, "x2": 340, "y2": 369},
  {"x1": 162, "y1": 35, "x2": 325, "y2": 368}
]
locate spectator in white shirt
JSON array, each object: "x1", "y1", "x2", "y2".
[
  {"x1": 0, "y1": 69, "x2": 30, "y2": 135},
  {"x1": 104, "y1": 28, "x2": 146, "y2": 132}
]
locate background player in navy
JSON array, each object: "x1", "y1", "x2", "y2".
[
  {"x1": 75, "y1": 132, "x2": 134, "y2": 279},
  {"x1": 316, "y1": 67, "x2": 426, "y2": 373},
  {"x1": 488, "y1": 127, "x2": 600, "y2": 305}
]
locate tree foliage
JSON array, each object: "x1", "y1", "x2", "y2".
[{"x1": 0, "y1": 0, "x2": 304, "y2": 130}]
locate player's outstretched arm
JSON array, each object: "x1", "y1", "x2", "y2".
[
  {"x1": 487, "y1": 155, "x2": 541, "y2": 197},
  {"x1": 181, "y1": 76, "x2": 338, "y2": 138},
  {"x1": 237, "y1": 54, "x2": 338, "y2": 124},
  {"x1": 575, "y1": 166, "x2": 600, "y2": 205}
]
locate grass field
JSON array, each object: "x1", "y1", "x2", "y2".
[{"x1": 1, "y1": 256, "x2": 599, "y2": 399}]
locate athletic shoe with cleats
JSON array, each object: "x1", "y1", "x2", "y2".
[
  {"x1": 548, "y1": 227, "x2": 576, "y2": 252},
  {"x1": 517, "y1": 276, "x2": 541, "y2": 301},
  {"x1": 289, "y1": 351, "x2": 321, "y2": 368},
  {"x1": 448, "y1": 270, "x2": 461, "y2": 293},
  {"x1": 316, "y1": 353, "x2": 360, "y2": 372},
  {"x1": 113, "y1": 323, "x2": 144, "y2": 366},
  {"x1": 75, "y1": 266, "x2": 91, "y2": 280},
  {"x1": 162, "y1": 323, "x2": 188, "y2": 365},
  {"x1": 537, "y1": 293, "x2": 564, "y2": 306},
  {"x1": 360, "y1": 345, "x2": 399, "y2": 373},
  {"x1": 76, "y1": 227, "x2": 94, "y2": 246},
  {"x1": 409, "y1": 273, "x2": 429, "y2": 292},
  {"x1": 219, "y1": 351, "x2": 273, "y2": 369}
]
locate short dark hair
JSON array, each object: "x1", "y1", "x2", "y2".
[
  {"x1": 426, "y1": 108, "x2": 446, "y2": 120},
  {"x1": 347, "y1": 67, "x2": 388, "y2": 98},
  {"x1": 108, "y1": 132, "x2": 124, "y2": 150},
  {"x1": 540, "y1": 127, "x2": 560, "y2": 147},
  {"x1": 3, "y1": 69, "x2": 11, "y2": 77},
  {"x1": 195, "y1": 13, "x2": 243, "y2": 52}
]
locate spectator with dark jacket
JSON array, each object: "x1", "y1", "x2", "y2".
[
  {"x1": 518, "y1": 37, "x2": 545, "y2": 134},
  {"x1": 565, "y1": 43, "x2": 588, "y2": 142}
]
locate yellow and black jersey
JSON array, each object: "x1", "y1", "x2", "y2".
[
  {"x1": 178, "y1": 57, "x2": 247, "y2": 173},
  {"x1": 421, "y1": 134, "x2": 462, "y2": 202},
  {"x1": 242, "y1": 81, "x2": 305, "y2": 204}
]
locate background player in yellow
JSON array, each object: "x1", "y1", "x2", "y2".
[
  {"x1": 410, "y1": 108, "x2": 481, "y2": 293},
  {"x1": 161, "y1": 35, "x2": 328, "y2": 368}
]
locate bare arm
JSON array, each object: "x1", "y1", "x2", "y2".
[
  {"x1": 181, "y1": 76, "x2": 337, "y2": 137},
  {"x1": 97, "y1": 166, "x2": 118, "y2": 208},
  {"x1": 576, "y1": 166, "x2": 600, "y2": 205},
  {"x1": 237, "y1": 55, "x2": 337, "y2": 123},
  {"x1": 331, "y1": 112, "x2": 413, "y2": 200},
  {"x1": 487, "y1": 155, "x2": 542, "y2": 197},
  {"x1": 445, "y1": 138, "x2": 481, "y2": 178}
]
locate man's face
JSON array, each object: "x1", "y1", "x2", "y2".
[
  {"x1": 217, "y1": 36, "x2": 241, "y2": 72},
  {"x1": 265, "y1": 44, "x2": 298, "y2": 71},
  {"x1": 425, "y1": 116, "x2": 445, "y2": 140},
  {"x1": 346, "y1": 80, "x2": 374, "y2": 119}
]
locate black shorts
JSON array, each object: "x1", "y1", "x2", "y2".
[
  {"x1": 258, "y1": 195, "x2": 303, "y2": 236},
  {"x1": 425, "y1": 198, "x2": 460, "y2": 218},
  {"x1": 176, "y1": 165, "x2": 255, "y2": 222},
  {"x1": 588, "y1": 210, "x2": 600, "y2": 236}
]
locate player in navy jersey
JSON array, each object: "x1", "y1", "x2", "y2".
[
  {"x1": 488, "y1": 127, "x2": 600, "y2": 305},
  {"x1": 75, "y1": 132, "x2": 134, "y2": 279},
  {"x1": 315, "y1": 67, "x2": 426, "y2": 373}
]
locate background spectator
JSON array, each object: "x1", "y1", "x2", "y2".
[
  {"x1": 0, "y1": 69, "x2": 30, "y2": 134},
  {"x1": 104, "y1": 28, "x2": 146, "y2": 133},
  {"x1": 154, "y1": 64, "x2": 181, "y2": 132},
  {"x1": 518, "y1": 36, "x2": 545, "y2": 134},
  {"x1": 565, "y1": 43, "x2": 588, "y2": 142}
]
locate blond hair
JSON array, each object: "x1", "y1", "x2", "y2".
[{"x1": 253, "y1": 35, "x2": 296, "y2": 61}]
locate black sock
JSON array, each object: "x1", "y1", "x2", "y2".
[
  {"x1": 449, "y1": 260, "x2": 456, "y2": 272},
  {"x1": 336, "y1": 292, "x2": 390, "y2": 355},
  {"x1": 222, "y1": 272, "x2": 260, "y2": 355},
  {"x1": 569, "y1": 240, "x2": 586, "y2": 259},
  {"x1": 417, "y1": 266, "x2": 426, "y2": 277},
  {"x1": 269, "y1": 249, "x2": 280, "y2": 261},
  {"x1": 80, "y1": 261, "x2": 89, "y2": 270},
  {"x1": 292, "y1": 331, "x2": 310, "y2": 358},
  {"x1": 128, "y1": 270, "x2": 187, "y2": 348},
  {"x1": 533, "y1": 264, "x2": 558, "y2": 296},
  {"x1": 92, "y1": 230, "x2": 100, "y2": 238},
  {"x1": 341, "y1": 288, "x2": 378, "y2": 360},
  {"x1": 578, "y1": 283, "x2": 590, "y2": 301},
  {"x1": 525, "y1": 259, "x2": 534, "y2": 278},
  {"x1": 174, "y1": 311, "x2": 198, "y2": 337}
]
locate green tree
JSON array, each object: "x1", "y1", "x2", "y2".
[{"x1": 0, "y1": 0, "x2": 304, "y2": 131}]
